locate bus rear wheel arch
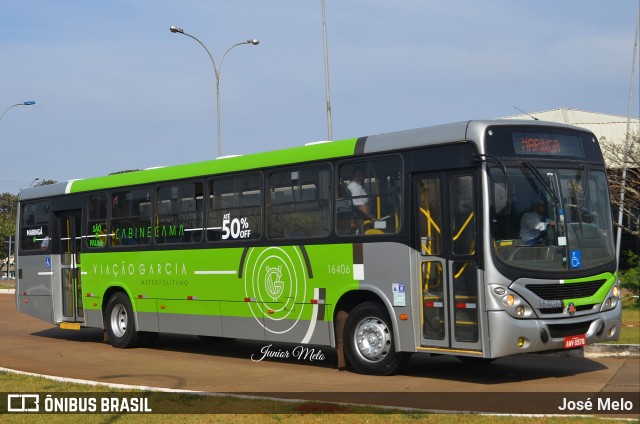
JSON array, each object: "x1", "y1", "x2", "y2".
[{"x1": 343, "y1": 301, "x2": 408, "y2": 375}]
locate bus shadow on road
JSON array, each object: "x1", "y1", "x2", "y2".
[
  {"x1": 30, "y1": 328, "x2": 608, "y2": 383},
  {"x1": 403, "y1": 352, "x2": 609, "y2": 384},
  {"x1": 31, "y1": 327, "x2": 104, "y2": 343}
]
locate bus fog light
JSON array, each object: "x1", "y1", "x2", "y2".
[
  {"x1": 516, "y1": 305, "x2": 525, "y2": 316},
  {"x1": 517, "y1": 337, "x2": 526, "y2": 348}
]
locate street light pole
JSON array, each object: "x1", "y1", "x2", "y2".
[
  {"x1": 170, "y1": 26, "x2": 259, "y2": 157},
  {"x1": 321, "y1": 0, "x2": 333, "y2": 141},
  {"x1": 0, "y1": 101, "x2": 36, "y2": 122}
]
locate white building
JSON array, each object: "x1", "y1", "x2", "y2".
[{"x1": 502, "y1": 108, "x2": 639, "y2": 167}]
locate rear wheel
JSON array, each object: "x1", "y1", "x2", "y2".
[
  {"x1": 343, "y1": 302, "x2": 408, "y2": 375},
  {"x1": 105, "y1": 292, "x2": 141, "y2": 348}
]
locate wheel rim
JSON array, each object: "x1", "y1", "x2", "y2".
[
  {"x1": 110, "y1": 304, "x2": 128, "y2": 338},
  {"x1": 353, "y1": 316, "x2": 391, "y2": 362}
]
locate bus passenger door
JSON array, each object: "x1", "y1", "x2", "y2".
[
  {"x1": 56, "y1": 210, "x2": 84, "y2": 323},
  {"x1": 416, "y1": 172, "x2": 481, "y2": 352}
]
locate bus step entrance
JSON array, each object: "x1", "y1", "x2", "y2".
[{"x1": 59, "y1": 322, "x2": 81, "y2": 331}]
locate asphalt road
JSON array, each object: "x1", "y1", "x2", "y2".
[{"x1": 1, "y1": 293, "x2": 638, "y2": 416}]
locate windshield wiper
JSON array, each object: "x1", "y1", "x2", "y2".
[{"x1": 520, "y1": 160, "x2": 560, "y2": 205}]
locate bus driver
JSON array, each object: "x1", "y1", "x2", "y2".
[{"x1": 519, "y1": 202, "x2": 555, "y2": 245}]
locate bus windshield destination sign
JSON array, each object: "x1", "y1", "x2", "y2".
[{"x1": 512, "y1": 131, "x2": 584, "y2": 157}]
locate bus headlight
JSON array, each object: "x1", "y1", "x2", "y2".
[
  {"x1": 601, "y1": 280, "x2": 621, "y2": 312},
  {"x1": 490, "y1": 285, "x2": 535, "y2": 319},
  {"x1": 612, "y1": 285, "x2": 620, "y2": 298}
]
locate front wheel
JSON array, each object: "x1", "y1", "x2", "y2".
[
  {"x1": 343, "y1": 302, "x2": 408, "y2": 375},
  {"x1": 105, "y1": 292, "x2": 141, "y2": 348}
]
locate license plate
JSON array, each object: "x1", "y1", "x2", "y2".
[{"x1": 564, "y1": 334, "x2": 586, "y2": 349}]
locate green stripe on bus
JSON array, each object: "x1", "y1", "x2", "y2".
[{"x1": 563, "y1": 272, "x2": 616, "y2": 307}]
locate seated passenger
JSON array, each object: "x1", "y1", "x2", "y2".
[{"x1": 347, "y1": 168, "x2": 376, "y2": 223}]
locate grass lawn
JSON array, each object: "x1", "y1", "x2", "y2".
[{"x1": 615, "y1": 295, "x2": 640, "y2": 344}]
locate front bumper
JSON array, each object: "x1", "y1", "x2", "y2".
[{"x1": 486, "y1": 302, "x2": 621, "y2": 358}]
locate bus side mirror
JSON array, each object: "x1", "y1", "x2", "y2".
[{"x1": 493, "y1": 182, "x2": 510, "y2": 216}]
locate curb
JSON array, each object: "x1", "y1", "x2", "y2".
[{"x1": 584, "y1": 344, "x2": 640, "y2": 358}]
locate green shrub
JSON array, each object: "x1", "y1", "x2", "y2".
[{"x1": 619, "y1": 250, "x2": 640, "y2": 306}]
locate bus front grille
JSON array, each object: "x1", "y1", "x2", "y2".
[{"x1": 526, "y1": 280, "x2": 605, "y2": 301}]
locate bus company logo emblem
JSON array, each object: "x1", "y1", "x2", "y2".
[
  {"x1": 264, "y1": 265, "x2": 285, "y2": 301},
  {"x1": 566, "y1": 302, "x2": 576, "y2": 316},
  {"x1": 244, "y1": 246, "x2": 307, "y2": 335}
]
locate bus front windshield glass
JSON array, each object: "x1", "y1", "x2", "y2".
[{"x1": 490, "y1": 164, "x2": 615, "y2": 271}]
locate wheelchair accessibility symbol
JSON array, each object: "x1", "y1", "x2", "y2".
[{"x1": 569, "y1": 250, "x2": 582, "y2": 269}]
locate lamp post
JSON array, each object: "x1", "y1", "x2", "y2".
[
  {"x1": 0, "y1": 101, "x2": 36, "y2": 122},
  {"x1": 170, "y1": 26, "x2": 258, "y2": 157},
  {"x1": 1, "y1": 100, "x2": 35, "y2": 276},
  {"x1": 321, "y1": 0, "x2": 333, "y2": 141}
]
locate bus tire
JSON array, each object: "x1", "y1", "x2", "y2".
[
  {"x1": 105, "y1": 292, "x2": 141, "y2": 348},
  {"x1": 343, "y1": 302, "x2": 407, "y2": 375}
]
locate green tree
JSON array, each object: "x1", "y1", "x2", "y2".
[
  {"x1": 0, "y1": 192, "x2": 18, "y2": 259},
  {"x1": 601, "y1": 132, "x2": 640, "y2": 238},
  {"x1": 34, "y1": 179, "x2": 57, "y2": 186}
]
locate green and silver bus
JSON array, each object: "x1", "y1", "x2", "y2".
[{"x1": 15, "y1": 120, "x2": 621, "y2": 375}]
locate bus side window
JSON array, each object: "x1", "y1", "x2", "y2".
[
  {"x1": 336, "y1": 156, "x2": 402, "y2": 236},
  {"x1": 208, "y1": 173, "x2": 263, "y2": 242},
  {"x1": 156, "y1": 182, "x2": 204, "y2": 244},
  {"x1": 110, "y1": 188, "x2": 152, "y2": 247},
  {"x1": 267, "y1": 165, "x2": 331, "y2": 239},
  {"x1": 20, "y1": 201, "x2": 51, "y2": 251}
]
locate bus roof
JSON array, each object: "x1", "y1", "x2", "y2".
[{"x1": 19, "y1": 119, "x2": 588, "y2": 200}]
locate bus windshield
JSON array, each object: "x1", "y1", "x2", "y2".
[{"x1": 490, "y1": 164, "x2": 615, "y2": 271}]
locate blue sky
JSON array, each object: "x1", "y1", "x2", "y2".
[{"x1": 1, "y1": 1, "x2": 638, "y2": 193}]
